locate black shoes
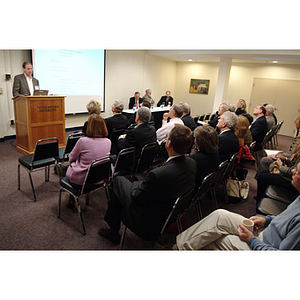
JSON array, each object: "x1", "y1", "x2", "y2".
[{"x1": 98, "y1": 228, "x2": 121, "y2": 244}]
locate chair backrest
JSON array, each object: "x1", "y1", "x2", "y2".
[
  {"x1": 193, "y1": 115, "x2": 200, "y2": 123},
  {"x1": 82, "y1": 156, "x2": 111, "y2": 195},
  {"x1": 32, "y1": 138, "x2": 59, "y2": 165},
  {"x1": 210, "y1": 113, "x2": 217, "y2": 120},
  {"x1": 199, "y1": 114, "x2": 205, "y2": 121},
  {"x1": 112, "y1": 147, "x2": 135, "y2": 179},
  {"x1": 134, "y1": 142, "x2": 157, "y2": 175},
  {"x1": 204, "y1": 113, "x2": 211, "y2": 120},
  {"x1": 211, "y1": 160, "x2": 228, "y2": 188},
  {"x1": 191, "y1": 171, "x2": 216, "y2": 203},
  {"x1": 62, "y1": 132, "x2": 83, "y2": 161},
  {"x1": 110, "y1": 128, "x2": 126, "y2": 155},
  {"x1": 221, "y1": 152, "x2": 239, "y2": 181},
  {"x1": 249, "y1": 141, "x2": 256, "y2": 154},
  {"x1": 261, "y1": 128, "x2": 275, "y2": 149},
  {"x1": 156, "y1": 139, "x2": 168, "y2": 159},
  {"x1": 160, "y1": 188, "x2": 195, "y2": 234}
]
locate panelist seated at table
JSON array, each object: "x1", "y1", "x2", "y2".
[
  {"x1": 142, "y1": 89, "x2": 155, "y2": 105},
  {"x1": 129, "y1": 91, "x2": 143, "y2": 109},
  {"x1": 157, "y1": 91, "x2": 173, "y2": 107},
  {"x1": 12, "y1": 61, "x2": 40, "y2": 97},
  {"x1": 126, "y1": 100, "x2": 154, "y2": 128}
]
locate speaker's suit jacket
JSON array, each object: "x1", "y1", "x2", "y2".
[
  {"x1": 129, "y1": 97, "x2": 143, "y2": 109},
  {"x1": 250, "y1": 115, "x2": 268, "y2": 151},
  {"x1": 157, "y1": 96, "x2": 173, "y2": 107},
  {"x1": 12, "y1": 73, "x2": 40, "y2": 97},
  {"x1": 218, "y1": 129, "x2": 240, "y2": 162},
  {"x1": 105, "y1": 155, "x2": 197, "y2": 240}
]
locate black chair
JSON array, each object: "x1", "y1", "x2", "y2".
[
  {"x1": 204, "y1": 113, "x2": 211, "y2": 121},
  {"x1": 18, "y1": 137, "x2": 59, "y2": 202},
  {"x1": 272, "y1": 120, "x2": 284, "y2": 148},
  {"x1": 58, "y1": 156, "x2": 111, "y2": 235},
  {"x1": 249, "y1": 141, "x2": 256, "y2": 156},
  {"x1": 191, "y1": 172, "x2": 216, "y2": 220},
  {"x1": 209, "y1": 160, "x2": 229, "y2": 208},
  {"x1": 112, "y1": 147, "x2": 135, "y2": 179},
  {"x1": 210, "y1": 113, "x2": 217, "y2": 120},
  {"x1": 198, "y1": 114, "x2": 205, "y2": 121},
  {"x1": 57, "y1": 132, "x2": 84, "y2": 177},
  {"x1": 153, "y1": 139, "x2": 168, "y2": 167},
  {"x1": 132, "y1": 142, "x2": 157, "y2": 179},
  {"x1": 110, "y1": 128, "x2": 125, "y2": 155},
  {"x1": 261, "y1": 127, "x2": 276, "y2": 149},
  {"x1": 119, "y1": 188, "x2": 195, "y2": 249}
]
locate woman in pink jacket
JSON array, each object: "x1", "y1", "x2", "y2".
[{"x1": 66, "y1": 114, "x2": 111, "y2": 208}]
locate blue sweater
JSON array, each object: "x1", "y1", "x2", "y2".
[{"x1": 249, "y1": 196, "x2": 300, "y2": 250}]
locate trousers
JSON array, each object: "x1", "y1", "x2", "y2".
[{"x1": 176, "y1": 209, "x2": 264, "y2": 250}]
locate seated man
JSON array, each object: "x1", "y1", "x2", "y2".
[
  {"x1": 179, "y1": 102, "x2": 197, "y2": 131},
  {"x1": 264, "y1": 104, "x2": 276, "y2": 131},
  {"x1": 129, "y1": 91, "x2": 143, "y2": 109},
  {"x1": 174, "y1": 162, "x2": 300, "y2": 250},
  {"x1": 142, "y1": 89, "x2": 154, "y2": 105},
  {"x1": 156, "y1": 104, "x2": 184, "y2": 144},
  {"x1": 104, "y1": 100, "x2": 128, "y2": 137},
  {"x1": 250, "y1": 105, "x2": 268, "y2": 152},
  {"x1": 117, "y1": 106, "x2": 157, "y2": 160},
  {"x1": 217, "y1": 111, "x2": 240, "y2": 162},
  {"x1": 99, "y1": 124, "x2": 197, "y2": 244},
  {"x1": 126, "y1": 100, "x2": 154, "y2": 128},
  {"x1": 157, "y1": 91, "x2": 173, "y2": 107}
]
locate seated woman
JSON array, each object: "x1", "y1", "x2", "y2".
[
  {"x1": 189, "y1": 125, "x2": 220, "y2": 192},
  {"x1": 82, "y1": 99, "x2": 102, "y2": 135},
  {"x1": 256, "y1": 144, "x2": 300, "y2": 201},
  {"x1": 66, "y1": 114, "x2": 111, "y2": 208},
  {"x1": 235, "y1": 115, "x2": 252, "y2": 147}
]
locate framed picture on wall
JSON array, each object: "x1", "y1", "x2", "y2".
[{"x1": 189, "y1": 79, "x2": 210, "y2": 94}]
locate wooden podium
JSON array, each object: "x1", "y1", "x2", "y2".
[{"x1": 12, "y1": 95, "x2": 66, "y2": 155}]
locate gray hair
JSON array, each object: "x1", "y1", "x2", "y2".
[
  {"x1": 266, "y1": 104, "x2": 274, "y2": 114},
  {"x1": 222, "y1": 111, "x2": 239, "y2": 130},
  {"x1": 145, "y1": 89, "x2": 151, "y2": 93},
  {"x1": 112, "y1": 100, "x2": 124, "y2": 113},
  {"x1": 137, "y1": 106, "x2": 151, "y2": 123},
  {"x1": 179, "y1": 102, "x2": 190, "y2": 114},
  {"x1": 229, "y1": 103, "x2": 236, "y2": 112},
  {"x1": 238, "y1": 99, "x2": 247, "y2": 109}
]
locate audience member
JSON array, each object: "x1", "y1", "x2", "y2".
[
  {"x1": 264, "y1": 104, "x2": 276, "y2": 130},
  {"x1": 294, "y1": 116, "x2": 300, "y2": 138},
  {"x1": 156, "y1": 104, "x2": 184, "y2": 144},
  {"x1": 189, "y1": 126, "x2": 220, "y2": 189},
  {"x1": 99, "y1": 124, "x2": 197, "y2": 244},
  {"x1": 66, "y1": 114, "x2": 111, "y2": 208},
  {"x1": 174, "y1": 161, "x2": 300, "y2": 250},
  {"x1": 157, "y1": 91, "x2": 173, "y2": 107},
  {"x1": 126, "y1": 100, "x2": 154, "y2": 128},
  {"x1": 129, "y1": 92, "x2": 143, "y2": 109},
  {"x1": 235, "y1": 115, "x2": 252, "y2": 147},
  {"x1": 235, "y1": 99, "x2": 247, "y2": 115},
  {"x1": 217, "y1": 111, "x2": 240, "y2": 162},
  {"x1": 207, "y1": 103, "x2": 229, "y2": 130},
  {"x1": 250, "y1": 105, "x2": 268, "y2": 152},
  {"x1": 82, "y1": 99, "x2": 102, "y2": 135},
  {"x1": 117, "y1": 107, "x2": 156, "y2": 161},
  {"x1": 104, "y1": 100, "x2": 127, "y2": 137},
  {"x1": 179, "y1": 102, "x2": 197, "y2": 131},
  {"x1": 255, "y1": 142, "x2": 300, "y2": 201},
  {"x1": 263, "y1": 103, "x2": 278, "y2": 125},
  {"x1": 143, "y1": 89, "x2": 154, "y2": 105},
  {"x1": 12, "y1": 62, "x2": 40, "y2": 97},
  {"x1": 229, "y1": 103, "x2": 236, "y2": 112}
]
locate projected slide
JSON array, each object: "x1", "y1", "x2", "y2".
[{"x1": 33, "y1": 49, "x2": 105, "y2": 113}]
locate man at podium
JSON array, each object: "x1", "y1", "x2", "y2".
[{"x1": 12, "y1": 62, "x2": 40, "y2": 97}]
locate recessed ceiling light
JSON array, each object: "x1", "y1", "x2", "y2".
[
  {"x1": 273, "y1": 61, "x2": 278, "y2": 63},
  {"x1": 253, "y1": 57, "x2": 300, "y2": 62},
  {"x1": 188, "y1": 59, "x2": 193, "y2": 61}
]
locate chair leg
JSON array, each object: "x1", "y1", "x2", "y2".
[
  {"x1": 45, "y1": 166, "x2": 50, "y2": 182},
  {"x1": 58, "y1": 189, "x2": 63, "y2": 218},
  {"x1": 75, "y1": 197, "x2": 86, "y2": 235},
  {"x1": 119, "y1": 226, "x2": 127, "y2": 250},
  {"x1": 28, "y1": 172, "x2": 37, "y2": 202},
  {"x1": 18, "y1": 164, "x2": 21, "y2": 190},
  {"x1": 176, "y1": 218, "x2": 183, "y2": 233},
  {"x1": 195, "y1": 201, "x2": 203, "y2": 220}
]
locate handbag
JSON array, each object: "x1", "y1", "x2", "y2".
[
  {"x1": 226, "y1": 177, "x2": 250, "y2": 203},
  {"x1": 269, "y1": 161, "x2": 280, "y2": 174}
]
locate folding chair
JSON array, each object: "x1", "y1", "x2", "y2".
[
  {"x1": 153, "y1": 139, "x2": 168, "y2": 167},
  {"x1": 58, "y1": 156, "x2": 111, "y2": 235},
  {"x1": 132, "y1": 142, "x2": 157, "y2": 179},
  {"x1": 120, "y1": 188, "x2": 195, "y2": 249},
  {"x1": 18, "y1": 137, "x2": 59, "y2": 201},
  {"x1": 110, "y1": 128, "x2": 125, "y2": 155},
  {"x1": 112, "y1": 147, "x2": 135, "y2": 179}
]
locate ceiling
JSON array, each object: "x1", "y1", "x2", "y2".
[{"x1": 145, "y1": 50, "x2": 300, "y2": 65}]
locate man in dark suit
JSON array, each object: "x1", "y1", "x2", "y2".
[
  {"x1": 157, "y1": 91, "x2": 173, "y2": 107},
  {"x1": 117, "y1": 106, "x2": 157, "y2": 160},
  {"x1": 250, "y1": 105, "x2": 268, "y2": 151},
  {"x1": 179, "y1": 102, "x2": 197, "y2": 131},
  {"x1": 99, "y1": 124, "x2": 197, "y2": 243},
  {"x1": 104, "y1": 100, "x2": 128, "y2": 137},
  {"x1": 129, "y1": 92, "x2": 143, "y2": 109},
  {"x1": 217, "y1": 111, "x2": 240, "y2": 162},
  {"x1": 12, "y1": 62, "x2": 40, "y2": 97}
]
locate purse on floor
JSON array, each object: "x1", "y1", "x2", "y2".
[{"x1": 226, "y1": 177, "x2": 250, "y2": 203}]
